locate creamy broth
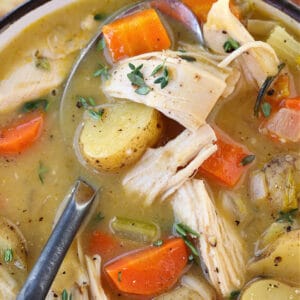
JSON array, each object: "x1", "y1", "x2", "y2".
[{"x1": 0, "y1": 0, "x2": 300, "y2": 299}]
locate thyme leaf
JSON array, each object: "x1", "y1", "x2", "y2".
[
  {"x1": 254, "y1": 63, "x2": 285, "y2": 117},
  {"x1": 153, "y1": 239, "x2": 163, "y2": 247},
  {"x1": 127, "y1": 63, "x2": 151, "y2": 95},
  {"x1": 3, "y1": 249, "x2": 13, "y2": 263},
  {"x1": 93, "y1": 63, "x2": 110, "y2": 80},
  {"x1": 261, "y1": 102, "x2": 272, "y2": 117},
  {"x1": 223, "y1": 38, "x2": 240, "y2": 53},
  {"x1": 88, "y1": 108, "x2": 104, "y2": 120},
  {"x1": 38, "y1": 161, "x2": 48, "y2": 184},
  {"x1": 241, "y1": 154, "x2": 256, "y2": 166},
  {"x1": 178, "y1": 55, "x2": 196, "y2": 62},
  {"x1": 276, "y1": 209, "x2": 298, "y2": 224},
  {"x1": 22, "y1": 99, "x2": 49, "y2": 112}
]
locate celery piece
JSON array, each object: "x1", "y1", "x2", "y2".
[
  {"x1": 110, "y1": 217, "x2": 160, "y2": 243},
  {"x1": 283, "y1": 168, "x2": 297, "y2": 212},
  {"x1": 267, "y1": 26, "x2": 300, "y2": 68}
]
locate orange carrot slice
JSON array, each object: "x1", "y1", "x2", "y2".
[
  {"x1": 198, "y1": 128, "x2": 253, "y2": 187},
  {"x1": 0, "y1": 112, "x2": 44, "y2": 155},
  {"x1": 104, "y1": 238, "x2": 188, "y2": 296},
  {"x1": 282, "y1": 97, "x2": 300, "y2": 111},
  {"x1": 102, "y1": 8, "x2": 171, "y2": 62},
  {"x1": 182, "y1": 0, "x2": 240, "y2": 23}
]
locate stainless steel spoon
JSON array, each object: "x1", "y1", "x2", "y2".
[{"x1": 17, "y1": 179, "x2": 97, "y2": 300}]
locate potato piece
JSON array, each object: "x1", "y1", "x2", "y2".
[
  {"x1": 0, "y1": 216, "x2": 27, "y2": 271},
  {"x1": 247, "y1": 230, "x2": 300, "y2": 285},
  {"x1": 240, "y1": 279, "x2": 300, "y2": 300},
  {"x1": 79, "y1": 102, "x2": 163, "y2": 172}
]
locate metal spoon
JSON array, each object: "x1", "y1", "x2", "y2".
[{"x1": 17, "y1": 179, "x2": 98, "y2": 300}]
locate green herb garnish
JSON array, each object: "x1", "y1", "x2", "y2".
[
  {"x1": 38, "y1": 161, "x2": 48, "y2": 184},
  {"x1": 241, "y1": 154, "x2": 256, "y2": 166},
  {"x1": 88, "y1": 108, "x2": 104, "y2": 120},
  {"x1": 127, "y1": 63, "x2": 151, "y2": 95},
  {"x1": 151, "y1": 64, "x2": 164, "y2": 77},
  {"x1": 61, "y1": 289, "x2": 72, "y2": 300},
  {"x1": 92, "y1": 212, "x2": 104, "y2": 224},
  {"x1": 35, "y1": 56, "x2": 50, "y2": 71},
  {"x1": 276, "y1": 209, "x2": 298, "y2": 224},
  {"x1": 174, "y1": 223, "x2": 199, "y2": 257},
  {"x1": 223, "y1": 38, "x2": 240, "y2": 53},
  {"x1": 154, "y1": 66, "x2": 169, "y2": 89},
  {"x1": 93, "y1": 63, "x2": 110, "y2": 80},
  {"x1": 97, "y1": 36, "x2": 106, "y2": 51},
  {"x1": 261, "y1": 102, "x2": 272, "y2": 117},
  {"x1": 229, "y1": 290, "x2": 240, "y2": 300},
  {"x1": 22, "y1": 99, "x2": 49, "y2": 112},
  {"x1": 153, "y1": 239, "x2": 163, "y2": 247},
  {"x1": 76, "y1": 96, "x2": 96, "y2": 109},
  {"x1": 94, "y1": 13, "x2": 106, "y2": 21},
  {"x1": 3, "y1": 249, "x2": 13, "y2": 263},
  {"x1": 178, "y1": 55, "x2": 196, "y2": 62},
  {"x1": 118, "y1": 271, "x2": 122, "y2": 282},
  {"x1": 254, "y1": 63, "x2": 285, "y2": 117}
]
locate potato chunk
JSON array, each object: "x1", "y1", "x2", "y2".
[
  {"x1": 240, "y1": 279, "x2": 300, "y2": 300},
  {"x1": 247, "y1": 229, "x2": 300, "y2": 286},
  {"x1": 79, "y1": 102, "x2": 162, "y2": 172}
]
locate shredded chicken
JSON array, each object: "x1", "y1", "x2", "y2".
[
  {"x1": 203, "y1": 0, "x2": 279, "y2": 87},
  {"x1": 85, "y1": 255, "x2": 108, "y2": 300},
  {"x1": 103, "y1": 50, "x2": 239, "y2": 132},
  {"x1": 0, "y1": 267, "x2": 18, "y2": 300},
  {"x1": 172, "y1": 179, "x2": 248, "y2": 297},
  {"x1": 123, "y1": 124, "x2": 217, "y2": 205}
]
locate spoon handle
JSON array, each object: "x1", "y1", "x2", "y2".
[{"x1": 17, "y1": 179, "x2": 97, "y2": 300}]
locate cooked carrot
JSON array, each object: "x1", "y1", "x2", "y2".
[
  {"x1": 102, "y1": 9, "x2": 171, "y2": 62},
  {"x1": 266, "y1": 74, "x2": 290, "y2": 106},
  {"x1": 198, "y1": 128, "x2": 253, "y2": 187},
  {"x1": 182, "y1": 0, "x2": 240, "y2": 23},
  {"x1": 88, "y1": 231, "x2": 120, "y2": 260},
  {"x1": 282, "y1": 97, "x2": 300, "y2": 111},
  {"x1": 0, "y1": 112, "x2": 44, "y2": 155},
  {"x1": 104, "y1": 238, "x2": 188, "y2": 296}
]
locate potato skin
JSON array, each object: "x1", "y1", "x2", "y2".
[{"x1": 79, "y1": 102, "x2": 163, "y2": 172}]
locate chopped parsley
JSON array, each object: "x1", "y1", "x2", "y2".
[
  {"x1": 38, "y1": 161, "x2": 48, "y2": 184},
  {"x1": 22, "y1": 99, "x2": 49, "y2": 112},
  {"x1": 93, "y1": 63, "x2": 110, "y2": 80},
  {"x1": 229, "y1": 290, "x2": 240, "y2": 300},
  {"x1": 178, "y1": 55, "x2": 196, "y2": 62},
  {"x1": 276, "y1": 209, "x2": 298, "y2": 224},
  {"x1": 261, "y1": 102, "x2": 272, "y2": 117},
  {"x1": 174, "y1": 223, "x2": 200, "y2": 257},
  {"x1": 241, "y1": 154, "x2": 256, "y2": 166},
  {"x1": 3, "y1": 249, "x2": 13, "y2": 263},
  {"x1": 153, "y1": 239, "x2": 163, "y2": 247},
  {"x1": 97, "y1": 36, "x2": 106, "y2": 51},
  {"x1": 127, "y1": 63, "x2": 151, "y2": 95},
  {"x1": 88, "y1": 108, "x2": 104, "y2": 120},
  {"x1": 223, "y1": 38, "x2": 240, "y2": 53}
]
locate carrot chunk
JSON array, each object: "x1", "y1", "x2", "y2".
[
  {"x1": 198, "y1": 129, "x2": 252, "y2": 187},
  {"x1": 182, "y1": 0, "x2": 240, "y2": 23},
  {"x1": 102, "y1": 9, "x2": 171, "y2": 62},
  {"x1": 282, "y1": 97, "x2": 300, "y2": 111},
  {"x1": 0, "y1": 112, "x2": 44, "y2": 155},
  {"x1": 104, "y1": 238, "x2": 188, "y2": 296}
]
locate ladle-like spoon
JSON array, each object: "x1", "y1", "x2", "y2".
[{"x1": 17, "y1": 179, "x2": 97, "y2": 300}]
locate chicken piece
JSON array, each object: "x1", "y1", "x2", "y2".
[
  {"x1": 204, "y1": 0, "x2": 279, "y2": 87},
  {"x1": 0, "y1": 56, "x2": 74, "y2": 113},
  {"x1": 263, "y1": 108, "x2": 300, "y2": 143},
  {"x1": 103, "y1": 50, "x2": 239, "y2": 132},
  {"x1": 0, "y1": 267, "x2": 18, "y2": 300},
  {"x1": 85, "y1": 255, "x2": 108, "y2": 300},
  {"x1": 123, "y1": 124, "x2": 217, "y2": 205},
  {"x1": 172, "y1": 179, "x2": 248, "y2": 297}
]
